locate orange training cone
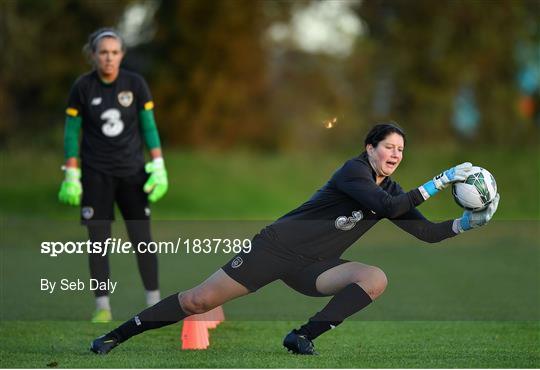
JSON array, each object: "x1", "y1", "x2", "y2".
[
  {"x1": 213, "y1": 305, "x2": 225, "y2": 324},
  {"x1": 181, "y1": 316, "x2": 209, "y2": 350},
  {"x1": 203, "y1": 307, "x2": 220, "y2": 329}
]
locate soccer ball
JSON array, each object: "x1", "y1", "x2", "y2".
[{"x1": 452, "y1": 167, "x2": 497, "y2": 211}]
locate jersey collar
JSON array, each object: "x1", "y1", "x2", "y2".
[{"x1": 92, "y1": 69, "x2": 121, "y2": 87}]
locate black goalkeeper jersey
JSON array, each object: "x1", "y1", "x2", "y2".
[
  {"x1": 264, "y1": 152, "x2": 456, "y2": 260},
  {"x1": 67, "y1": 69, "x2": 153, "y2": 176}
]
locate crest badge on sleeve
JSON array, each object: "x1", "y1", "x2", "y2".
[
  {"x1": 118, "y1": 91, "x2": 133, "y2": 107},
  {"x1": 231, "y1": 256, "x2": 244, "y2": 269}
]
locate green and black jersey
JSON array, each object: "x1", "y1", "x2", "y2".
[{"x1": 64, "y1": 69, "x2": 160, "y2": 176}]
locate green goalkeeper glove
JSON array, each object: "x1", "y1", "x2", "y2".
[
  {"x1": 58, "y1": 167, "x2": 82, "y2": 206},
  {"x1": 144, "y1": 158, "x2": 168, "y2": 203}
]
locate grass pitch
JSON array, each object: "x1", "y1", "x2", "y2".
[
  {"x1": 1, "y1": 321, "x2": 538, "y2": 368},
  {"x1": 1, "y1": 148, "x2": 539, "y2": 368}
]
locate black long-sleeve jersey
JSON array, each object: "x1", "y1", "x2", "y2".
[{"x1": 263, "y1": 152, "x2": 456, "y2": 260}]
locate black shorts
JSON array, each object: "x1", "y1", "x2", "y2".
[
  {"x1": 80, "y1": 165, "x2": 150, "y2": 224},
  {"x1": 222, "y1": 235, "x2": 348, "y2": 297}
]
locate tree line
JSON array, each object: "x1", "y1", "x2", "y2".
[{"x1": 1, "y1": 0, "x2": 538, "y2": 151}]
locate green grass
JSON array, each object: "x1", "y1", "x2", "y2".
[
  {"x1": 1, "y1": 321, "x2": 538, "y2": 368},
  {"x1": 0, "y1": 147, "x2": 538, "y2": 220},
  {"x1": 1, "y1": 147, "x2": 539, "y2": 367},
  {"x1": 1, "y1": 218, "x2": 538, "y2": 367}
]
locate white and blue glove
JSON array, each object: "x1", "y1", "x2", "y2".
[
  {"x1": 419, "y1": 162, "x2": 474, "y2": 200},
  {"x1": 453, "y1": 193, "x2": 500, "y2": 233}
]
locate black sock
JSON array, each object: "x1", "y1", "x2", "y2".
[
  {"x1": 297, "y1": 283, "x2": 372, "y2": 340},
  {"x1": 110, "y1": 293, "x2": 188, "y2": 343}
]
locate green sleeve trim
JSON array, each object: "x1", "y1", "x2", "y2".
[
  {"x1": 139, "y1": 109, "x2": 162, "y2": 149},
  {"x1": 64, "y1": 115, "x2": 81, "y2": 158}
]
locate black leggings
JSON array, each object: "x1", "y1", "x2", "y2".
[{"x1": 88, "y1": 221, "x2": 158, "y2": 297}]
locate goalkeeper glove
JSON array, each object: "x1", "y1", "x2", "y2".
[
  {"x1": 144, "y1": 157, "x2": 168, "y2": 203},
  {"x1": 419, "y1": 162, "x2": 473, "y2": 199},
  {"x1": 58, "y1": 166, "x2": 82, "y2": 206},
  {"x1": 453, "y1": 193, "x2": 500, "y2": 233}
]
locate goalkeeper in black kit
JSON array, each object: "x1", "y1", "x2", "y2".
[
  {"x1": 58, "y1": 28, "x2": 168, "y2": 323},
  {"x1": 91, "y1": 123, "x2": 499, "y2": 355}
]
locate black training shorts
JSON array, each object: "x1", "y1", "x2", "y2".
[
  {"x1": 80, "y1": 165, "x2": 150, "y2": 224},
  {"x1": 222, "y1": 234, "x2": 348, "y2": 297}
]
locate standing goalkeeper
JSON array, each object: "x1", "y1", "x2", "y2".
[{"x1": 58, "y1": 28, "x2": 168, "y2": 323}]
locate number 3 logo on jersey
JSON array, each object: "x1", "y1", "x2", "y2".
[
  {"x1": 101, "y1": 108, "x2": 124, "y2": 137},
  {"x1": 335, "y1": 210, "x2": 364, "y2": 231}
]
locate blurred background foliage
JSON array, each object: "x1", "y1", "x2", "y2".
[
  {"x1": 0, "y1": 0, "x2": 539, "y2": 220},
  {"x1": 1, "y1": 0, "x2": 539, "y2": 151}
]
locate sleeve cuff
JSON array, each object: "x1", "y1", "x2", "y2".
[
  {"x1": 418, "y1": 185, "x2": 430, "y2": 200},
  {"x1": 419, "y1": 180, "x2": 438, "y2": 199},
  {"x1": 452, "y1": 218, "x2": 464, "y2": 234}
]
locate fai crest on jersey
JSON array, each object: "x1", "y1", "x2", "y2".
[
  {"x1": 335, "y1": 210, "x2": 363, "y2": 231},
  {"x1": 118, "y1": 91, "x2": 133, "y2": 107},
  {"x1": 231, "y1": 256, "x2": 243, "y2": 269}
]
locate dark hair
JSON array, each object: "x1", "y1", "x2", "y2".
[
  {"x1": 83, "y1": 27, "x2": 126, "y2": 57},
  {"x1": 364, "y1": 122, "x2": 406, "y2": 148}
]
